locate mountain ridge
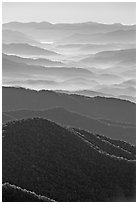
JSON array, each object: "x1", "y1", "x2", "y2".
[
  {"x1": 3, "y1": 86, "x2": 135, "y2": 124},
  {"x1": 2, "y1": 107, "x2": 136, "y2": 144}
]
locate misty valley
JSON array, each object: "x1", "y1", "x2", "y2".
[{"x1": 2, "y1": 20, "x2": 136, "y2": 202}]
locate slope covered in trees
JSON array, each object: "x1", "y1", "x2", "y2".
[
  {"x1": 2, "y1": 183, "x2": 54, "y2": 202},
  {"x1": 3, "y1": 118, "x2": 136, "y2": 202}
]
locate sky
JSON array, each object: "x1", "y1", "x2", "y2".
[{"x1": 2, "y1": 2, "x2": 136, "y2": 25}]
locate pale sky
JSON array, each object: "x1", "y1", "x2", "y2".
[{"x1": 2, "y1": 2, "x2": 136, "y2": 25}]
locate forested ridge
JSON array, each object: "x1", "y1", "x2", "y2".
[{"x1": 3, "y1": 118, "x2": 136, "y2": 202}]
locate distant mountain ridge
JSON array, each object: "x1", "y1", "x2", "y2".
[
  {"x1": 80, "y1": 48, "x2": 136, "y2": 67},
  {"x1": 2, "y1": 86, "x2": 136, "y2": 124},
  {"x1": 3, "y1": 21, "x2": 136, "y2": 31},
  {"x1": 3, "y1": 21, "x2": 136, "y2": 46},
  {"x1": 60, "y1": 29, "x2": 136, "y2": 44}
]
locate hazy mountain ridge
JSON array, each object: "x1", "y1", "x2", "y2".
[
  {"x1": 3, "y1": 57, "x2": 94, "y2": 91},
  {"x1": 79, "y1": 48, "x2": 136, "y2": 67},
  {"x1": 3, "y1": 43, "x2": 60, "y2": 56},
  {"x1": 3, "y1": 53, "x2": 65, "y2": 67},
  {"x1": 2, "y1": 29, "x2": 37, "y2": 45},
  {"x1": 3, "y1": 21, "x2": 136, "y2": 33},
  {"x1": 60, "y1": 29, "x2": 136, "y2": 44},
  {"x1": 3, "y1": 51, "x2": 135, "y2": 100},
  {"x1": 55, "y1": 89, "x2": 136, "y2": 103}
]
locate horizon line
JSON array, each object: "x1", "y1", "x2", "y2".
[{"x1": 2, "y1": 20, "x2": 136, "y2": 26}]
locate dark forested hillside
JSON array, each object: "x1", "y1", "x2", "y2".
[
  {"x1": 72, "y1": 128, "x2": 135, "y2": 160},
  {"x1": 3, "y1": 118, "x2": 136, "y2": 202},
  {"x1": 2, "y1": 183, "x2": 54, "y2": 202},
  {"x1": 2, "y1": 87, "x2": 136, "y2": 124}
]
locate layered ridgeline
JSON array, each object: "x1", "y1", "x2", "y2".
[
  {"x1": 2, "y1": 43, "x2": 60, "y2": 57},
  {"x1": 3, "y1": 107, "x2": 136, "y2": 145},
  {"x1": 3, "y1": 21, "x2": 136, "y2": 44},
  {"x1": 3, "y1": 87, "x2": 135, "y2": 124},
  {"x1": 3, "y1": 118, "x2": 136, "y2": 202},
  {"x1": 2, "y1": 87, "x2": 136, "y2": 145},
  {"x1": 2, "y1": 50, "x2": 136, "y2": 101},
  {"x1": 2, "y1": 53, "x2": 65, "y2": 67}
]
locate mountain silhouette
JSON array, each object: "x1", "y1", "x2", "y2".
[
  {"x1": 2, "y1": 87, "x2": 136, "y2": 124},
  {"x1": 2, "y1": 107, "x2": 136, "y2": 144},
  {"x1": 3, "y1": 21, "x2": 135, "y2": 32}
]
